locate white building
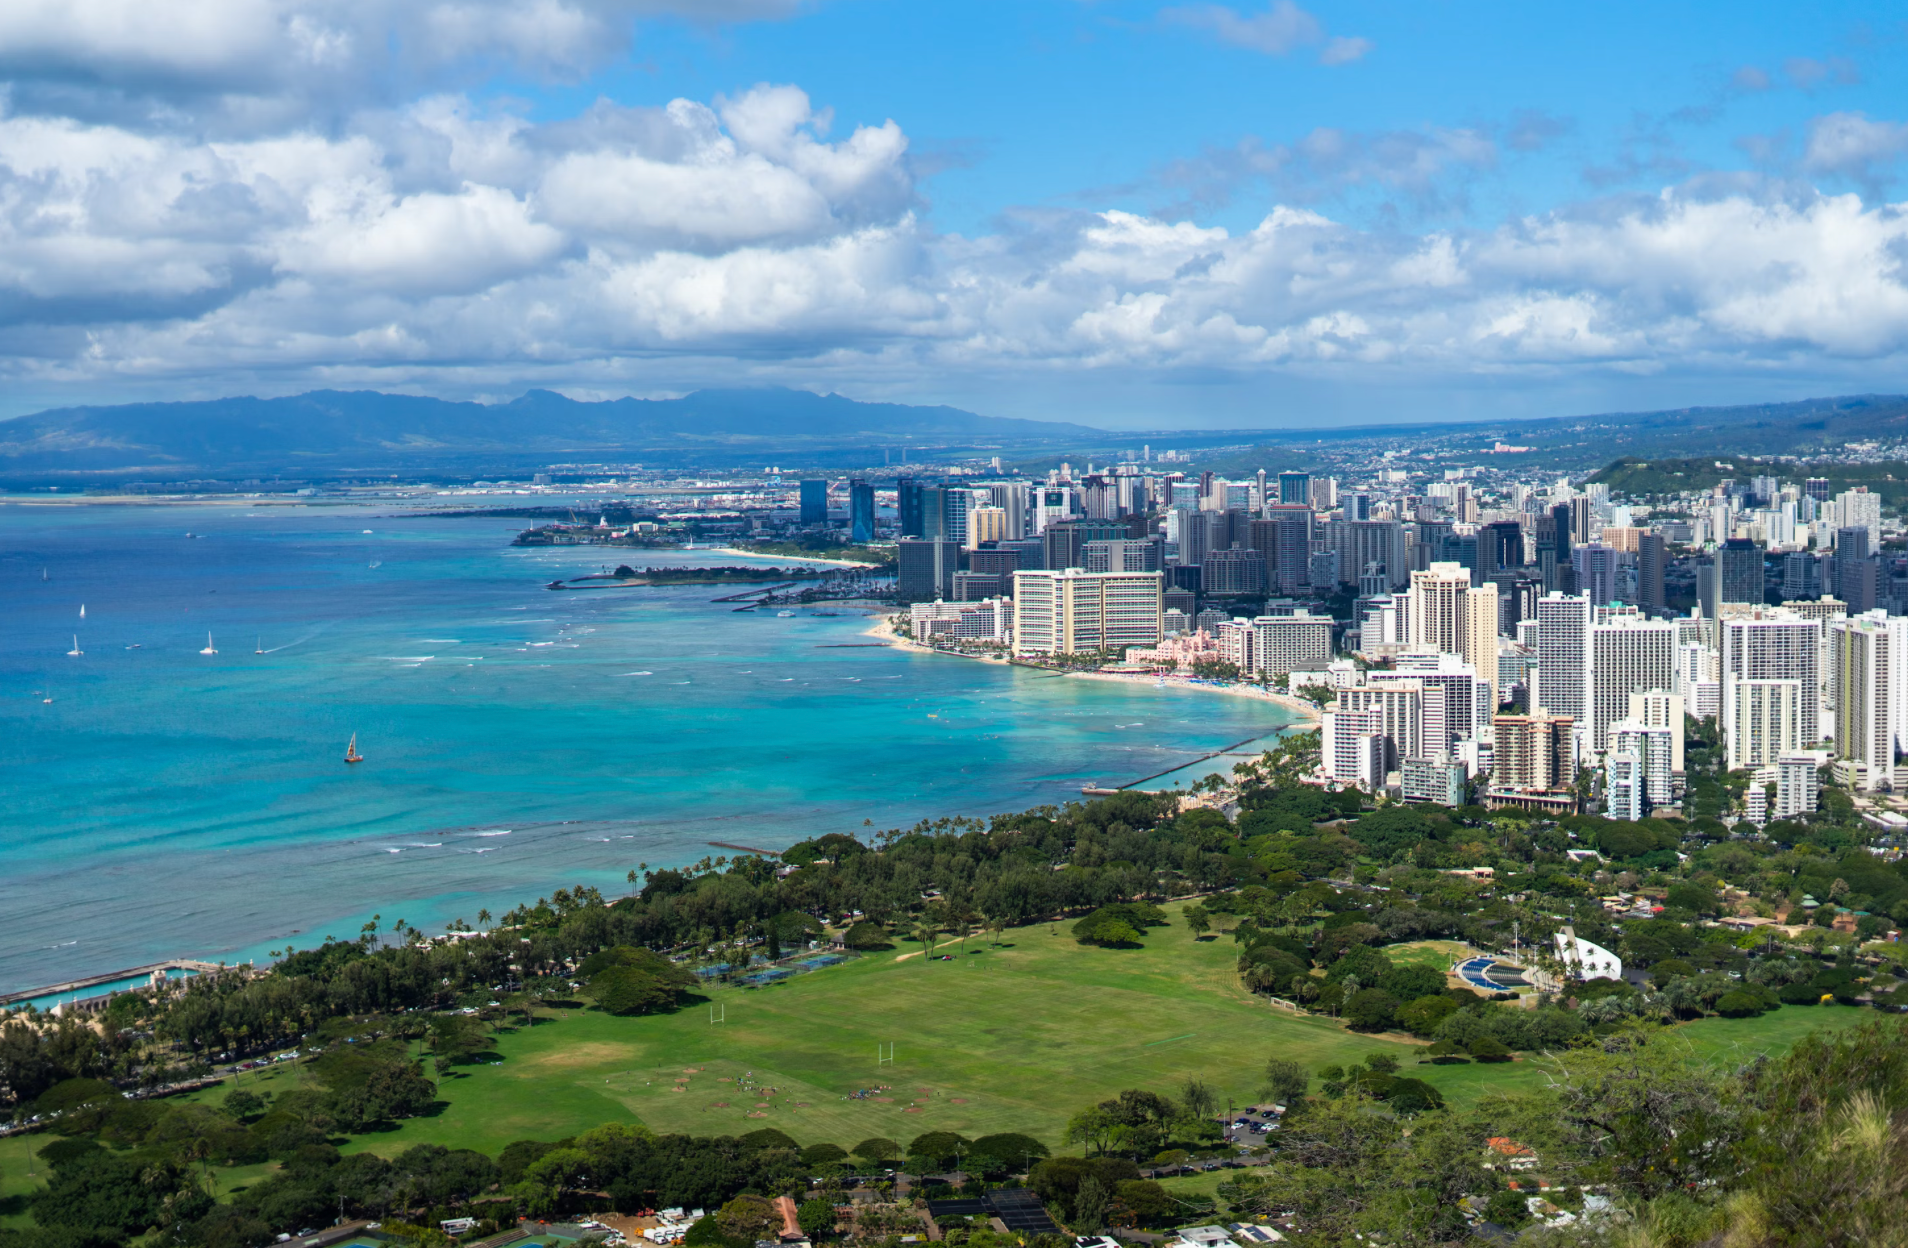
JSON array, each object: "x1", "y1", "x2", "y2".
[
  {"x1": 1730, "y1": 679, "x2": 1805, "y2": 768},
  {"x1": 1586, "y1": 616, "x2": 1678, "y2": 758},
  {"x1": 1554, "y1": 927, "x2": 1622, "y2": 982},
  {"x1": 1776, "y1": 751, "x2": 1827, "y2": 818},
  {"x1": 1674, "y1": 640, "x2": 1721, "y2": 721},
  {"x1": 1609, "y1": 717, "x2": 1679, "y2": 806},
  {"x1": 910, "y1": 598, "x2": 1013, "y2": 643},
  {"x1": 1374, "y1": 652, "x2": 1493, "y2": 755},
  {"x1": 1720, "y1": 612, "x2": 1821, "y2": 765},
  {"x1": 1321, "y1": 706, "x2": 1387, "y2": 790},
  {"x1": 1835, "y1": 487, "x2": 1882, "y2": 549},
  {"x1": 1339, "y1": 682, "x2": 1427, "y2": 771},
  {"x1": 1011, "y1": 569, "x2": 1163, "y2": 657},
  {"x1": 1405, "y1": 561, "x2": 1499, "y2": 705},
  {"x1": 1604, "y1": 750, "x2": 1646, "y2": 821},
  {"x1": 1250, "y1": 611, "x2": 1333, "y2": 675},
  {"x1": 1828, "y1": 612, "x2": 1908, "y2": 790},
  {"x1": 1534, "y1": 592, "x2": 1591, "y2": 730}
]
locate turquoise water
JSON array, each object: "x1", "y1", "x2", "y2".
[{"x1": 0, "y1": 501, "x2": 1298, "y2": 994}]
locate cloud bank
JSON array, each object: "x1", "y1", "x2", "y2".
[{"x1": 1, "y1": 2, "x2": 1907, "y2": 416}]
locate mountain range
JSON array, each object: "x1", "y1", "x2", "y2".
[{"x1": 0, "y1": 388, "x2": 1106, "y2": 479}]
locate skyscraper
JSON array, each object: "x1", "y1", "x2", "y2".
[
  {"x1": 1829, "y1": 613, "x2": 1908, "y2": 790},
  {"x1": 896, "y1": 538, "x2": 961, "y2": 602},
  {"x1": 1585, "y1": 615, "x2": 1677, "y2": 756},
  {"x1": 1278, "y1": 471, "x2": 1311, "y2": 505},
  {"x1": 1534, "y1": 592, "x2": 1592, "y2": 729},
  {"x1": 1718, "y1": 537, "x2": 1765, "y2": 605},
  {"x1": 897, "y1": 477, "x2": 926, "y2": 538},
  {"x1": 1574, "y1": 542, "x2": 1620, "y2": 607},
  {"x1": 1404, "y1": 562, "x2": 1498, "y2": 707},
  {"x1": 1637, "y1": 532, "x2": 1667, "y2": 613},
  {"x1": 849, "y1": 478, "x2": 876, "y2": 543},
  {"x1": 1720, "y1": 612, "x2": 1821, "y2": 764},
  {"x1": 799, "y1": 479, "x2": 828, "y2": 526},
  {"x1": 1011, "y1": 569, "x2": 1164, "y2": 656}
]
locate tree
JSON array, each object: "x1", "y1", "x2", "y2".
[
  {"x1": 716, "y1": 1196, "x2": 781, "y2": 1243},
  {"x1": 1342, "y1": 988, "x2": 1401, "y2": 1033},
  {"x1": 1263, "y1": 1058, "x2": 1309, "y2": 1107},
  {"x1": 852, "y1": 1137, "x2": 902, "y2": 1165},
  {"x1": 797, "y1": 1198, "x2": 837, "y2": 1239},
  {"x1": 1073, "y1": 1175, "x2": 1110, "y2": 1232},
  {"x1": 1184, "y1": 904, "x2": 1212, "y2": 939}
]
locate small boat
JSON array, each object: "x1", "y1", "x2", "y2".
[
  {"x1": 41, "y1": 568, "x2": 48, "y2": 581},
  {"x1": 127, "y1": 644, "x2": 141, "y2": 649},
  {"x1": 255, "y1": 637, "x2": 264, "y2": 654},
  {"x1": 79, "y1": 604, "x2": 85, "y2": 618},
  {"x1": 66, "y1": 635, "x2": 83, "y2": 657},
  {"x1": 199, "y1": 632, "x2": 217, "y2": 655},
  {"x1": 776, "y1": 610, "x2": 795, "y2": 618},
  {"x1": 345, "y1": 733, "x2": 364, "y2": 764}
]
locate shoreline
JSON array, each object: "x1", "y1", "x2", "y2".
[
  {"x1": 862, "y1": 613, "x2": 1325, "y2": 722},
  {"x1": 705, "y1": 545, "x2": 883, "y2": 570}
]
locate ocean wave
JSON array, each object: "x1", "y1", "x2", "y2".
[{"x1": 407, "y1": 842, "x2": 443, "y2": 848}]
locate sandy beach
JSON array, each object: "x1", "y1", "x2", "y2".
[{"x1": 863, "y1": 613, "x2": 1323, "y2": 722}]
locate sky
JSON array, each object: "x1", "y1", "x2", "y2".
[{"x1": 1, "y1": 1, "x2": 1907, "y2": 429}]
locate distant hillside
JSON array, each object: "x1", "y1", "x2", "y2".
[{"x1": 0, "y1": 388, "x2": 1105, "y2": 478}]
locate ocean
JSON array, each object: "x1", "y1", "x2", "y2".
[{"x1": 0, "y1": 501, "x2": 1299, "y2": 995}]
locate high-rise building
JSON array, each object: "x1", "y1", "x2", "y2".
[
  {"x1": 1481, "y1": 520, "x2": 1525, "y2": 578},
  {"x1": 897, "y1": 477, "x2": 926, "y2": 538},
  {"x1": 1805, "y1": 478, "x2": 1832, "y2": 502},
  {"x1": 1609, "y1": 714, "x2": 1679, "y2": 805},
  {"x1": 1375, "y1": 653, "x2": 1491, "y2": 755},
  {"x1": 1586, "y1": 616, "x2": 1677, "y2": 756},
  {"x1": 1011, "y1": 569, "x2": 1164, "y2": 656},
  {"x1": 896, "y1": 538, "x2": 961, "y2": 602},
  {"x1": 1251, "y1": 505, "x2": 1314, "y2": 595},
  {"x1": 1490, "y1": 709, "x2": 1578, "y2": 808},
  {"x1": 1836, "y1": 487, "x2": 1882, "y2": 549},
  {"x1": 799, "y1": 479, "x2": 828, "y2": 526},
  {"x1": 1321, "y1": 706, "x2": 1387, "y2": 789},
  {"x1": 1776, "y1": 752, "x2": 1825, "y2": 818},
  {"x1": 849, "y1": 478, "x2": 876, "y2": 543},
  {"x1": 1308, "y1": 477, "x2": 1338, "y2": 511},
  {"x1": 1828, "y1": 612, "x2": 1908, "y2": 790},
  {"x1": 1718, "y1": 538, "x2": 1765, "y2": 605},
  {"x1": 1605, "y1": 749, "x2": 1647, "y2": 820},
  {"x1": 1536, "y1": 505, "x2": 1573, "y2": 593},
  {"x1": 1834, "y1": 527, "x2": 1877, "y2": 613},
  {"x1": 964, "y1": 504, "x2": 1006, "y2": 549},
  {"x1": 1720, "y1": 612, "x2": 1821, "y2": 763},
  {"x1": 1278, "y1": 471, "x2": 1311, "y2": 506},
  {"x1": 1202, "y1": 548, "x2": 1265, "y2": 596},
  {"x1": 1405, "y1": 562, "x2": 1499, "y2": 707},
  {"x1": 941, "y1": 487, "x2": 973, "y2": 546},
  {"x1": 1338, "y1": 520, "x2": 1407, "y2": 591},
  {"x1": 1574, "y1": 543, "x2": 1620, "y2": 607},
  {"x1": 1782, "y1": 550, "x2": 1824, "y2": 602},
  {"x1": 1044, "y1": 519, "x2": 1129, "y2": 572},
  {"x1": 1637, "y1": 532, "x2": 1667, "y2": 614},
  {"x1": 1084, "y1": 538, "x2": 1162, "y2": 573},
  {"x1": 1340, "y1": 681, "x2": 1427, "y2": 770},
  {"x1": 1534, "y1": 592, "x2": 1592, "y2": 729},
  {"x1": 1250, "y1": 612, "x2": 1332, "y2": 676},
  {"x1": 1730, "y1": 680, "x2": 1805, "y2": 768}
]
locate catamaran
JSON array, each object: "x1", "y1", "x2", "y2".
[
  {"x1": 199, "y1": 633, "x2": 217, "y2": 655},
  {"x1": 66, "y1": 635, "x2": 82, "y2": 657},
  {"x1": 345, "y1": 733, "x2": 364, "y2": 764}
]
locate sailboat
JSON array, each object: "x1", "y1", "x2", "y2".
[
  {"x1": 67, "y1": 635, "x2": 83, "y2": 657},
  {"x1": 79, "y1": 604, "x2": 85, "y2": 618},
  {"x1": 199, "y1": 633, "x2": 217, "y2": 655},
  {"x1": 344, "y1": 733, "x2": 364, "y2": 764},
  {"x1": 255, "y1": 637, "x2": 264, "y2": 654}
]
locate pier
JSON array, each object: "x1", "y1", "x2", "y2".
[{"x1": 2, "y1": 959, "x2": 231, "y2": 1015}]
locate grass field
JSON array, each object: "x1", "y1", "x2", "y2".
[
  {"x1": 6, "y1": 907, "x2": 1883, "y2": 1218},
  {"x1": 315, "y1": 913, "x2": 1427, "y2": 1158}
]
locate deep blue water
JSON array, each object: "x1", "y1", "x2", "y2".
[{"x1": 0, "y1": 501, "x2": 1297, "y2": 994}]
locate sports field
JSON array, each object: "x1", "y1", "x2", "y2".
[{"x1": 153, "y1": 907, "x2": 1883, "y2": 1162}]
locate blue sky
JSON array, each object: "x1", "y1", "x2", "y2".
[{"x1": 0, "y1": 1, "x2": 1904, "y2": 428}]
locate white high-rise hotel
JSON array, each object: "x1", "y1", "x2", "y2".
[
  {"x1": 1721, "y1": 613, "x2": 1821, "y2": 769},
  {"x1": 1586, "y1": 615, "x2": 1678, "y2": 756},
  {"x1": 1829, "y1": 612, "x2": 1908, "y2": 789},
  {"x1": 1405, "y1": 562, "x2": 1498, "y2": 708}
]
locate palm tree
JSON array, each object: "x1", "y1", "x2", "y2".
[
  {"x1": 477, "y1": 908, "x2": 491, "y2": 932},
  {"x1": 913, "y1": 920, "x2": 941, "y2": 961}
]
